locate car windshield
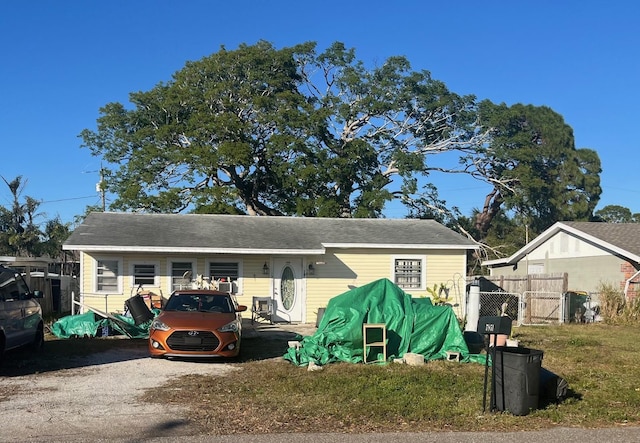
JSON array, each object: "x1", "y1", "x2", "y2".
[
  {"x1": 164, "y1": 294, "x2": 234, "y2": 313},
  {"x1": 0, "y1": 270, "x2": 30, "y2": 301}
]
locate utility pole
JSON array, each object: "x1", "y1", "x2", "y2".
[{"x1": 94, "y1": 164, "x2": 106, "y2": 212}]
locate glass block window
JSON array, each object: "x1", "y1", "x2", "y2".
[{"x1": 394, "y1": 258, "x2": 423, "y2": 289}]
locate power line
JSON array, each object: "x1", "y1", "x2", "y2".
[{"x1": 40, "y1": 195, "x2": 98, "y2": 204}]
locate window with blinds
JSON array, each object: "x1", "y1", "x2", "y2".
[
  {"x1": 96, "y1": 259, "x2": 119, "y2": 292},
  {"x1": 171, "y1": 261, "x2": 194, "y2": 292},
  {"x1": 133, "y1": 263, "x2": 156, "y2": 286},
  {"x1": 209, "y1": 261, "x2": 239, "y2": 293}
]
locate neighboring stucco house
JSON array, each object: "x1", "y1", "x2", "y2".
[
  {"x1": 482, "y1": 222, "x2": 640, "y2": 300},
  {"x1": 62, "y1": 212, "x2": 478, "y2": 323}
]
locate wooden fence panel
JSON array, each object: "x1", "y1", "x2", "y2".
[{"x1": 469, "y1": 273, "x2": 568, "y2": 294}]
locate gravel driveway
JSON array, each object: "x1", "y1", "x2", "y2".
[
  {"x1": 0, "y1": 321, "x2": 312, "y2": 442},
  {"x1": 0, "y1": 341, "x2": 237, "y2": 442},
  {"x1": 2, "y1": 322, "x2": 640, "y2": 443}
]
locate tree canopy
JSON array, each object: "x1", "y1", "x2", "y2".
[
  {"x1": 0, "y1": 176, "x2": 72, "y2": 259},
  {"x1": 594, "y1": 205, "x2": 640, "y2": 223},
  {"x1": 79, "y1": 40, "x2": 603, "y2": 251},
  {"x1": 80, "y1": 41, "x2": 486, "y2": 219},
  {"x1": 471, "y1": 101, "x2": 601, "y2": 238}
]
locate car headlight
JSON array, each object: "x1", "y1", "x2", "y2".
[
  {"x1": 218, "y1": 319, "x2": 240, "y2": 333},
  {"x1": 150, "y1": 319, "x2": 171, "y2": 331}
]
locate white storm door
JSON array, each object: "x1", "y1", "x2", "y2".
[{"x1": 272, "y1": 258, "x2": 304, "y2": 323}]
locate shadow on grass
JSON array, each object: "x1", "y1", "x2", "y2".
[
  {"x1": 538, "y1": 387, "x2": 582, "y2": 409},
  {"x1": 239, "y1": 330, "x2": 303, "y2": 362}
]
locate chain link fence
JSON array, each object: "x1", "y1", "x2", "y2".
[
  {"x1": 478, "y1": 291, "x2": 520, "y2": 320},
  {"x1": 475, "y1": 289, "x2": 602, "y2": 326}
]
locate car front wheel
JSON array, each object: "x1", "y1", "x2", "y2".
[
  {"x1": 31, "y1": 324, "x2": 44, "y2": 352},
  {"x1": 0, "y1": 335, "x2": 5, "y2": 366}
]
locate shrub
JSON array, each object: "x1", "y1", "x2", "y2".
[{"x1": 597, "y1": 282, "x2": 640, "y2": 324}]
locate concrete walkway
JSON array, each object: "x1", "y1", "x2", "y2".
[{"x1": 242, "y1": 318, "x2": 317, "y2": 339}]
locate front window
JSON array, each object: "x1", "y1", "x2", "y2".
[
  {"x1": 209, "y1": 261, "x2": 240, "y2": 294},
  {"x1": 394, "y1": 257, "x2": 424, "y2": 290},
  {"x1": 132, "y1": 263, "x2": 157, "y2": 287},
  {"x1": 171, "y1": 261, "x2": 194, "y2": 292},
  {"x1": 96, "y1": 259, "x2": 119, "y2": 292}
]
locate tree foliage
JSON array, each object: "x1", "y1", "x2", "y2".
[
  {"x1": 0, "y1": 175, "x2": 72, "y2": 259},
  {"x1": 80, "y1": 41, "x2": 486, "y2": 218},
  {"x1": 470, "y1": 102, "x2": 601, "y2": 239},
  {"x1": 594, "y1": 205, "x2": 640, "y2": 223},
  {"x1": 80, "y1": 41, "x2": 604, "y2": 253}
]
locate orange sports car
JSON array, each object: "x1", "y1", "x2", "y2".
[{"x1": 148, "y1": 290, "x2": 247, "y2": 359}]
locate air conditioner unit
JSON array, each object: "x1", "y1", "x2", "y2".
[{"x1": 218, "y1": 281, "x2": 233, "y2": 293}]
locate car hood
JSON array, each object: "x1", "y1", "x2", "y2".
[{"x1": 156, "y1": 311, "x2": 237, "y2": 329}]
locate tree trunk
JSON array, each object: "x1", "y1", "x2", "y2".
[{"x1": 475, "y1": 188, "x2": 503, "y2": 239}]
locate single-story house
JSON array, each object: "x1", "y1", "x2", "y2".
[
  {"x1": 482, "y1": 221, "x2": 640, "y2": 300},
  {"x1": 62, "y1": 212, "x2": 478, "y2": 324}
]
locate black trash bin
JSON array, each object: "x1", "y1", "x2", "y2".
[
  {"x1": 125, "y1": 294, "x2": 154, "y2": 325},
  {"x1": 493, "y1": 346, "x2": 544, "y2": 416}
]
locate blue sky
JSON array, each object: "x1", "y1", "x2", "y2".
[{"x1": 1, "y1": 1, "x2": 638, "y2": 225}]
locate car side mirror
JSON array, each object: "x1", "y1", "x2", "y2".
[
  {"x1": 32, "y1": 290, "x2": 44, "y2": 299},
  {"x1": 236, "y1": 305, "x2": 248, "y2": 312}
]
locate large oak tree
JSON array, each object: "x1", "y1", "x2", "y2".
[
  {"x1": 80, "y1": 41, "x2": 602, "y2": 254},
  {"x1": 80, "y1": 41, "x2": 486, "y2": 218}
]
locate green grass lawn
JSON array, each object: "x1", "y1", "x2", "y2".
[
  {"x1": 6, "y1": 323, "x2": 638, "y2": 434},
  {"x1": 142, "y1": 323, "x2": 640, "y2": 434}
]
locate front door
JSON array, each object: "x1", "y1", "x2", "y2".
[{"x1": 272, "y1": 258, "x2": 304, "y2": 323}]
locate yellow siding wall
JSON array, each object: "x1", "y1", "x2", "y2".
[
  {"x1": 304, "y1": 248, "x2": 468, "y2": 321},
  {"x1": 78, "y1": 248, "x2": 468, "y2": 322},
  {"x1": 78, "y1": 252, "x2": 271, "y2": 314}
]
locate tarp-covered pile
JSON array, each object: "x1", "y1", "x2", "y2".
[
  {"x1": 50, "y1": 311, "x2": 155, "y2": 339},
  {"x1": 284, "y1": 278, "x2": 485, "y2": 366}
]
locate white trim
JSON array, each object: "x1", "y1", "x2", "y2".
[
  {"x1": 391, "y1": 255, "x2": 427, "y2": 291},
  {"x1": 483, "y1": 222, "x2": 640, "y2": 267},
  {"x1": 559, "y1": 224, "x2": 640, "y2": 263},
  {"x1": 624, "y1": 269, "x2": 640, "y2": 300}
]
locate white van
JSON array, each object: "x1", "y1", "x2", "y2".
[{"x1": 0, "y1": 265, "x2": 44, "y2": 364}]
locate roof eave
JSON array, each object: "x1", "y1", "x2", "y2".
[
  {"x1": 322, "y1": 243, "x2": 478, "y2": 250},
  {"x1": 62, "y1": 245, "x2": 326, "y2": 255},
  {"x1": 482, "y1": 221, "x2": 640, "y2": 267}
]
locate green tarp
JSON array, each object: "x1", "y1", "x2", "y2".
[
  {"x1": 283, "y1": 278, "x2": 485, "y2": 366},
  {"x1": 50, "y1": 311, "x2": 155, "y2": 339}
]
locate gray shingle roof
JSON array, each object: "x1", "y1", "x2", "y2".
[
  {"x1": 63, "y1": 212, "x2": 477, "y2": 253},
  {"x1": 561, "y1": 221, "x2": 640, "y2": 258}
]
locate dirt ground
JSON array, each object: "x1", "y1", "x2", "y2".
[{"x1": 0, "y1": 321, "x2": 313, "y2": 442}]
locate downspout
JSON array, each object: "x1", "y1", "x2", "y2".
[{"x1": 623, "y1": 268, "x2": 640, "y2": 301}]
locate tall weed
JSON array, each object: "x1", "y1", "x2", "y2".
[{"x1": 598, "y1": 282, "x2": 640, "y2": 324}]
